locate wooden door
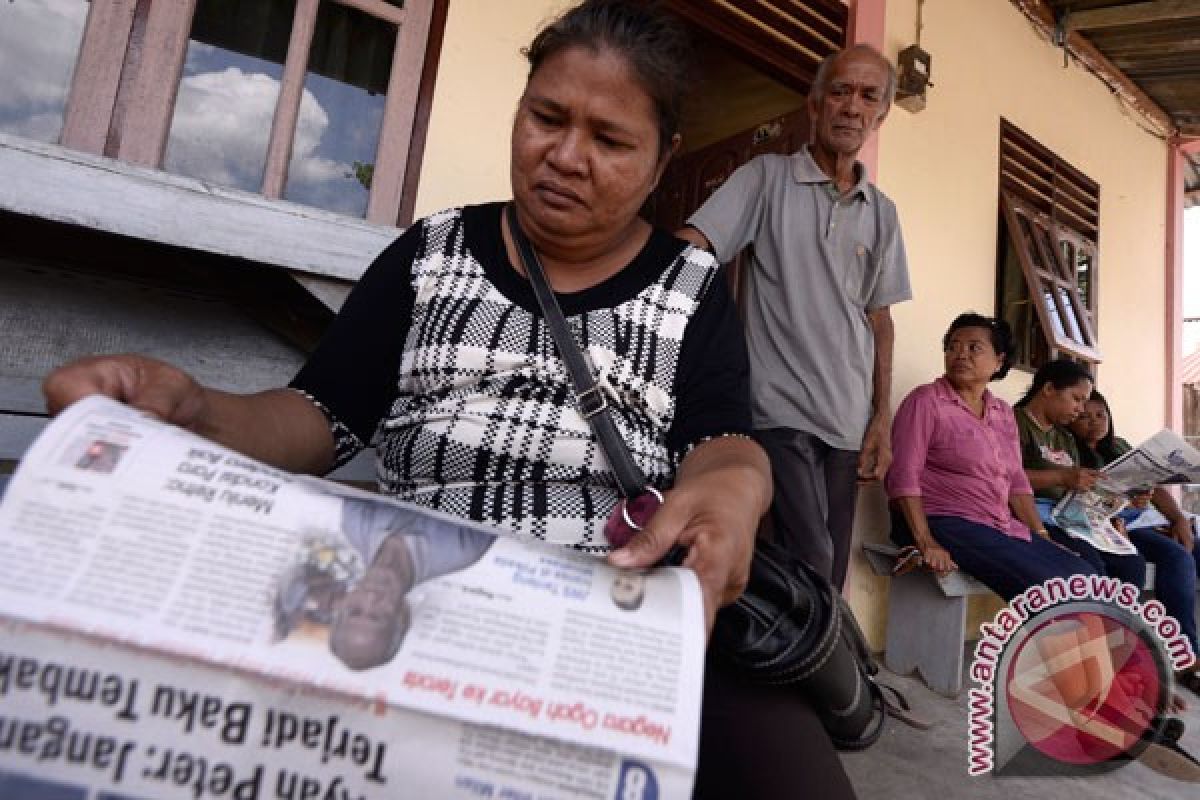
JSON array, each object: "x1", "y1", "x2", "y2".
[{"x1": 647, "y1": 107, "x2": 811, "y2": 298}]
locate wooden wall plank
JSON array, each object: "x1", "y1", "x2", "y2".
[
  {"x1": 0, "y1": 415, "x2": 44, "y2": 462},
  {"x1": 0, "y1": 260, "x2": 307, "y2": 412},
  {"x1": 1069, "y1": 0, "x2": 1200, "y2": 32},
  {"x1": 0, "y1": 134, "x2": 395, "y2": 282}
]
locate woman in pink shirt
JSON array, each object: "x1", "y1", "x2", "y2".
[{"x1": 886, "y1": 313, "x2": 1095, "y2": 599}]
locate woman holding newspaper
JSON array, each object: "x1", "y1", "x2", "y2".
[
  {"x1": 1014, "y1": 361, "x2": 1151, "y2": 596},
  {"x1": 41, "y1": 2, "x2": 861, "y2": 798},
  {"x1": 1069, "y1": 390, "x2": 1200, "y2": 696}
]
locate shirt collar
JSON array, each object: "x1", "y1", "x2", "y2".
[
  {"x1": 933, "y1": 375, "x2": 1004, "y2": 416},
  {"x1": 790, "y1": 144, "x2": 872, "y2": 203}
]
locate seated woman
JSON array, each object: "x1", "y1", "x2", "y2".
[
  {"x1": 887, "y1": 313, "x2": 1096, "y2": 598},
  {"x1": 1013, "y1": 360, "x2": 1148, "y2": 589},
  {"x1": 39, "y1": 3, "x2": 851, "y2": 798},
  {"x1": 1070, "y1": 390, "x2": 1200, "y2": 695}
]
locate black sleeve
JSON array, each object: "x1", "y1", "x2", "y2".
[
  {"x1": 666, "y1": 266, "x2": 752, "y2": 453},
  {"x1": 289, "y1": 224, "x2": 422, "y2": 450}
]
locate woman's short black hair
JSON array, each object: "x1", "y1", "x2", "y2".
[
  {"x1": 524, "y1": 0, "x2": 694, "y2": 154},
  {"x1": 941, "y1": 312, "x2": 1016, "y2": 381},
  {"x1": 1015, "y1": 358, "x2": 1093, "y2": 408}
]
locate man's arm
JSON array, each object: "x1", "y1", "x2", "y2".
[
  {"x1": 859, "y1": 306, "x2": 894, "y2": 482},
  {"x1": 675, "y1": 226, "x2": 713, "y2": 253}
]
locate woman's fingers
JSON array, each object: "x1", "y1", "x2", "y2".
[
  {"x1": 43, "y1": 354, "x2": 205, "y2": 427},
  {"x1": 609, "y1": 489, "x2": 754, "y2": 635}
]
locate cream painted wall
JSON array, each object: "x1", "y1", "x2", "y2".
[
  {"x1": 847, "y1": 0, "x2": 1169, "y2": 649},
  {"x1": 412, "y1": 0, "x2": 572, "y2": 219}
]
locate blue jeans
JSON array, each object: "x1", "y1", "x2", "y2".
[
  {"x1": 893, "y1": 515, "x2": 1097, "y2": 601},
  {"x1": 1128, "y1": 527, "x2": 1199, "y2": 654}
]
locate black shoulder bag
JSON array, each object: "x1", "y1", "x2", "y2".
[{"x1": 505, "y1": 204, "x2": 889, "y2": 750}]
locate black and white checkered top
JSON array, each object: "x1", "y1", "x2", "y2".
[{"x1": 292, "y1": 203, "x2": 749, "y2": 553}]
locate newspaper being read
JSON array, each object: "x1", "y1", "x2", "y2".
[
  {"x1": 1051, "y1": 429, "x2": 1200, "y2": 556},
  {"x1": 0, "y1": 396, "x2": 706, "y2": 799}
]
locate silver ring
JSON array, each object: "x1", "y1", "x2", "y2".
[{"x1": 620, "y1": 487, "x2": 664, "y2": 531}]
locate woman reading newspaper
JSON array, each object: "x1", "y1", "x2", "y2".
[
  {"x1": 41, "y1": 2, "x2": 856, "y2": 797},
  {"x1": 1069, "y1": 390, "x2": 1200, "y2": 697},
  {"x1": 1013, "y1": 360, "x2": 1150, "y2": 593}
]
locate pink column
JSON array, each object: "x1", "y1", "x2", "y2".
[
  {"x1": 1167, "y1": 139, "x2": 1200, "y2": 430},
  {"x1": 846, "y1": 0, "x2": 888, "y2": 177}
]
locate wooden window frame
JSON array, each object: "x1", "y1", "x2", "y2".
[
  {"x1": 60, "y1": 0, "x2": 443, "y2": 227},
  {"x1": 1000, "y1": 191, "x2": 1101, "y2": 363},
  {"x1": 997, "y1": 119, "x2": 1102, "y2": 368}
]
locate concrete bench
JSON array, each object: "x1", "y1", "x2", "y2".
[{"x1": 862, "y1": 541, "x2": 1163, "y2": 697}]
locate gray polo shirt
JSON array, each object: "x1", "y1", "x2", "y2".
[{"x1": 687, "y1": 146, "x2": 911, "y2": 450}]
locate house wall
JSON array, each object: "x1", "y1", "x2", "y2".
[
  {"x1": 844, "y1": 0, "x2": 1170, "y2": 647},
  {"x1": 413, "y1": 0, "x2": 571, "y2": 218}
]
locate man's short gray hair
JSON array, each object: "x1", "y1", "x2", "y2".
[{"x1": 810, "y1": 44, "x2": 896, "y2": 108}]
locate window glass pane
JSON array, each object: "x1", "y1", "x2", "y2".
[
  {"x1": 1042, "y1": 287, "x2": 1066, "y2": 339},
  {"x1": 0, "y1": 0, "x2": 89, "y2": 143},
  {"x1": 1074, "y1": 249, "x2": 1093, "y2": 310},
  {"x1": 283, "y1": 3, "x2": 396, "y2": 217},
  {"x1": 1037, "y1": 226, "x2": 1068, "y2": 280},
  {"x1": 1057, "y1": 288, "x2": 1084, "y2": 344},
  {"x1": 163, "y1": 0, "x2": 296, "y2": 193},
  {"x1": 997, "y1": 218, "x2": 1046, "y2": 370}
]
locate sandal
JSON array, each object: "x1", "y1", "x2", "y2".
[
  {"x1": 1137, "y1": 718, "x2": 1200, "y2": 783},
  {"x1": 879, "y1": 682, "x2": 933, "y2": 730},
  {"x1": 891, "y1": 545, "x2": 925, "y2": 577}
]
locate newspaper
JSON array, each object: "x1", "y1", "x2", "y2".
[
  {"x1": 0, "y1": 396, "x2": 706, "y2": 799},
  {"x1": 1051, "y1": 429, "x2": 1200, "y2": 556}
]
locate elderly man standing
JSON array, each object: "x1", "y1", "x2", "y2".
[{"x1": 678, "y1": 45, "x2": 911, "y2": 589}]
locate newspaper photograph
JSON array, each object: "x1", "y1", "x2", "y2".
[
  {"x1": 0, "y1": 396, "x2": 706, "y2": 799},
  {"x1": 1051, "y1": 429, "x2": 1200, "y2": 556}
]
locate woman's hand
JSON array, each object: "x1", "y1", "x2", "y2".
[
  {"x1": 44, "y1": 353, "x2": 336, "y2": 474},
  {"x1": 43, "y1": 354, "x2": 209, "y2": 428},
  {"x1": 608, "y1": 437, "x2": 770, "y2": 634},
  {"x1": 917, "y1": 540, "x2": 957, "y2": 575},
  {"x1": 1110, "y1": 516, "x2": 1127, "y2": 537},
  {"x1": 1062, "y1": 467, "x2": 1101, "y2": 492}
]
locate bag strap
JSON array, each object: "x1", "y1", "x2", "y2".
[{"x1": 504, "y1": 203, "x2": 647, "y2": 499}]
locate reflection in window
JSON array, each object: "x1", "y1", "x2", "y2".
[
  {"x1": 1074, "y1": 249, "x2": 1093, "y2": 310},
  {"x1": 0, "y1": 0, "x2": 89, "y2": 144},
  {"x1": 1057, "y1": 288, "x2": 1084, "y2": 343},
  {"x1": 999, "y1": 220, "x2": 1047, "y2": 369},
  {"x1": 1042, "y1": 289, "x2": 1065, "y2": 339},
  {"x1": 164, "y1": 0, "x2": 296, "y2": 193},
  {"x1": 283, "y1": 3, "x2": 397, "y2": 217}
]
